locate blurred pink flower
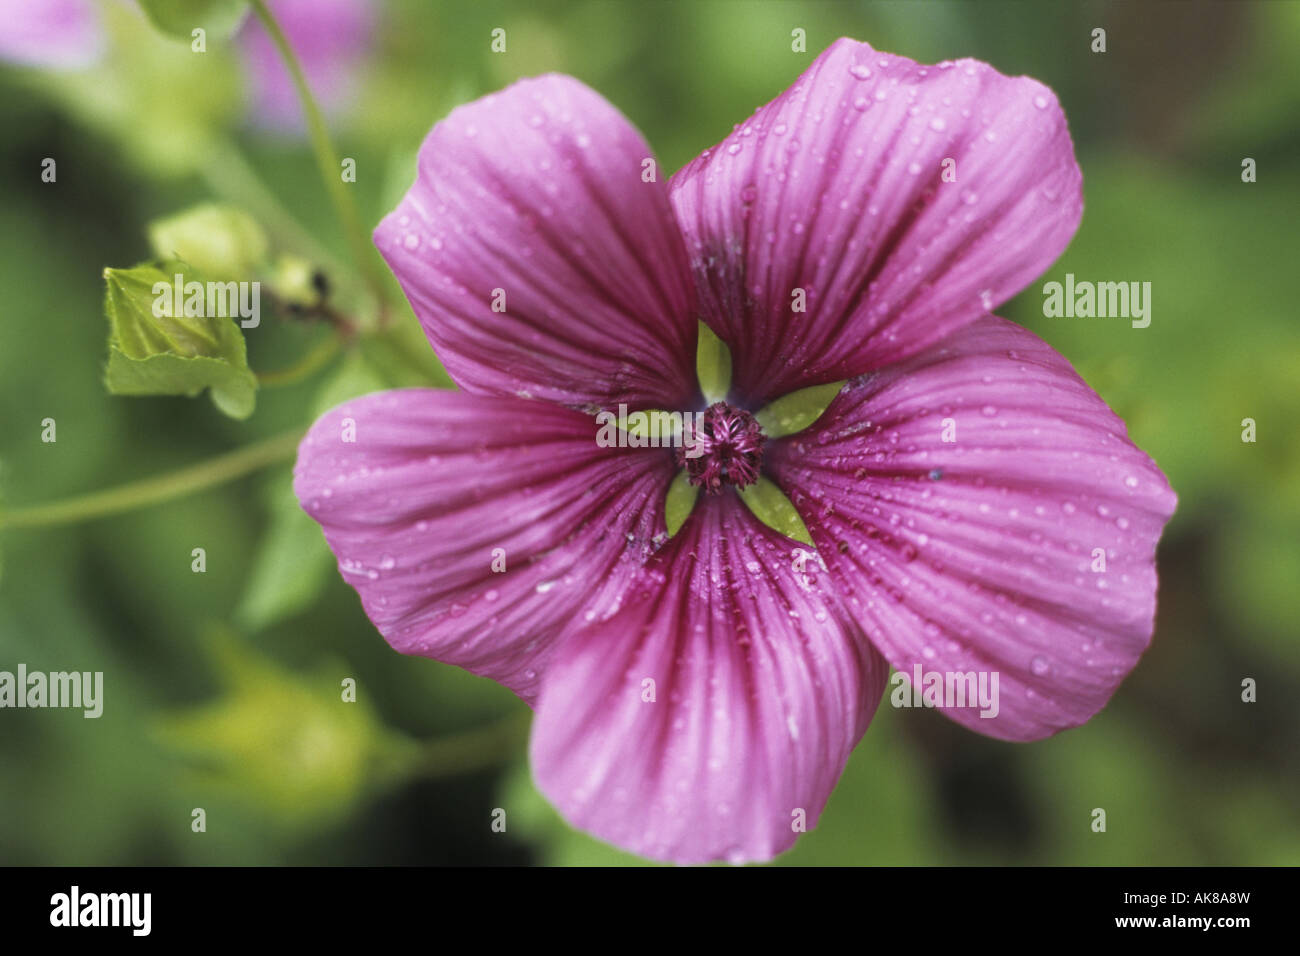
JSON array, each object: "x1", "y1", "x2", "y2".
[
  {"x1": 237, "y1": 0, "x2": 376, "y2": 131},
  {"x1": 0, "y1": 0, "x2": 376, "y2": 130},
  {"x1": 296, "y1": 39, "x2": 1177, "y2": 863},
  {"x1": 0, "y1": 0, "x2": 103, "y2": 69}
]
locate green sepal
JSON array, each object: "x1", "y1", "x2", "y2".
[
  {"x1": 696, "y1": 321, "x2": 733, "y2": 403},
  {"x1": 664, "y1": 471, "x2": 700, "y2": 538},
  {"x1": 102, "y1": 261, "x2": 258, "y2": 419},
  {"x1": 756, "y1": 380, "x2": 845, "y2": 439},
  {"x1": 738, "y1": 476, "x2": 815, "y2": 546}
]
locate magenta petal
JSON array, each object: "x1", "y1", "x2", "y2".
[
  {"x1": 767, "y1": 317, "x2": 1177, "y2": 741},
  {"x1": 670, "y1": 38, "x2": 1083, "y2": 406},
  {"x1": 530, "y1": 495, "x2": 890, "y2": 864},
  {"x1": 0, "y1": 0, "x2": 102, "y2": 70},
  {"x1": 376, "y1": 75, "x2": 700, "y2": 411},
  {"x1": 294, "y1": 389, "x2": 674, "y2": 703}
]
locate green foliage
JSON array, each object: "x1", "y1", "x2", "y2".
[
  {"x1": 155, "y1": 627, "x2": 417, "y2": 832},
  {"x1": 102, "y1": 261, "x2": 258, "y2": 419},
  {"x1": 136, "y1": 0, "x2": 249, "y2": 40},
  {"x1": 38, "y1": 1, "x2": 242, "y2": 176}
]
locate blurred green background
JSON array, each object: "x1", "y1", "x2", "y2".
[{"x1": 1, "y1": 0, "x2": 1297, "y2": 865}]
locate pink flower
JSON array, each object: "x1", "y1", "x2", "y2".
[
  {"x1": 0, "y1": 0, "x2": 375, "y2": 130},
  {"x1": 237, "y1": 0, "x2": 376, "y2": 131},
  {"x1": 0, "y1": 0, "x2": 103, "y2": 70},
  {"x1": 296, "y1": 39, "x2": 1177, "y2": 863}
]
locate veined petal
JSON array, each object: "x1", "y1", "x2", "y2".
[
  {"x1": 294, "y1": 389, "x2": 674, "y2": 703},
  {"x1": 530, "y1": 494, "x2": 890, "y2": 864},
  {"x1": 376, "y1": 75, "x2": 700, "y2": 411},
  {"x1": 767, "y1": 317, "x2": 1177, "y2": 741},
  {"x1": 671, "y1": 37, "x2": 1083, "y2": 406}
]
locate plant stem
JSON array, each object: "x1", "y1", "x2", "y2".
[
  {"x1": 0, "y1": 430, "x2": 303, "y2": 531},
  {"x1": 256, "y1": 334, "x2": 342, "y2": 387},
  {"x1": 248, "y1": 0, "x2": 384, "y2": 299},
  {"x1": 202, "y1": 141, "x2": 345, "y2": 277},
  {"x1": 412, "y1": 711, "x2": 531, "y2": 780}
]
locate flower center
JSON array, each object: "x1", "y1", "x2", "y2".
[{"x1": 675, "y1": 401, "x2": 766, "y2": 494}]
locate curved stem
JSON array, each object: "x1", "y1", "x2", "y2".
[
  {"x1": 202, "y1": 141, "x2": 345, "y2": 277},
  {"x1": 248, "y1": 0, "x2": 384, "y2": 298},
  {"x1": 411, "y1": 711, "x2": 531, "y2": 780},
  {"x1": 256, "y1": 335, "x2": 342, "y2": 387},
  {"x1": 0, "y1": 430, "x2": 303, "y2": 531}
]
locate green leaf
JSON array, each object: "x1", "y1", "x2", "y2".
[
  {"x1": 311, "y1": 349, "x2": 391, "y2": 418},
  {"x1": 102, "y1": 261, "x2": 258, "y2": 419},
  {"x1": 234, "y1": 468, "x2": 335, "y2": 631},
  {"x1": 147, "y1": 204, "x2": 269, "y2": 282},
  {"x1": 135, "y1": 0, "x2": 249, "y2": 39}
]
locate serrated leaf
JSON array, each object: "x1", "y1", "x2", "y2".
[
  {"x1": 105, "y1": 348, "x2": 257, "y2": 419},
  {"x1": 136, "y1": 0, "x2": 249, "y2": 39},
  {"x1": 103, "y1": 261, "x2": 258, "y2": 419},
  {"x1": 148, "y1": 204, "x2": 269, "y2": 282}
]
